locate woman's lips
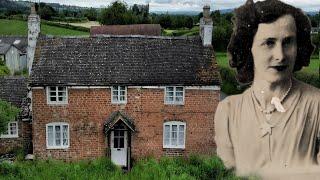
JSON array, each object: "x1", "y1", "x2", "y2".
[{"x1": 270, "y1": 65, "x2": 288, "y2": 72}]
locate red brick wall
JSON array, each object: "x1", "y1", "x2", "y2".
[
  {"x1": 0, "y1": 120, "x2": 32, "y2": 155},
  {"x1": 32, "y1": 87, "x2": 219, "y2": 161}
]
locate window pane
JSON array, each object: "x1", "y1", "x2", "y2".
[
  {"x1": 112, "y1": 96, "x2": 118, "y2": 101},
  {"x1": 166, "y1": 87, "x2": 174, "y2": 92},
  {"x1": 120, "y1": 90, "x2": 125, "y2": 96},
  {"x1": 9, "y1": 123, "x2": 17, "y2": 135},
  {"x1": 166, "y1": 96, "x2": 174, "y2": 102},
  {"x1": 114, "y1": 137, "x2": 119, "y2": 148},
  {"x1": 58, "y1": 91, "x2": 65, "y2": 96},
  {"x1": 120, "y1": 137, "x2": 124, "y2": 148},
  {"x1": 120, "y1": 86, "x2": 125, "y2": 91},
  {"x1": 48, "y1": 126, "x2": 54, "y2": 146},
  {"x1": 119, "y1": 131, "x2": 124, "y2": 136},
  {"x1": 55, "y1": 126, "x2": 61, "y2": 146},
  {"x1": 50, "y1": 87, "x2": 56, "y2": 91},
  {"x1": 164, "y1": 125, "x2": 170, "y2": 145},
  {"x1": 167, "y1": 91, "x2": 174, "y2": 97},
  {"x1": 171, "y1": 125, "x2": 177, "y2": 146},
  {"x1": 176, "y1": 97, "x2": 183, "y2": 102},
  {"x1": 58, "y1": 87, "x2": 65, "y2": 91},
  {"x1": 50, "y1": 91, "x2": 56, "y2": 96},
  {"x1": 120, "y1": 96, "x2": 125, "y2": 101},
  {"x1": 58, "y1": 96, "x2": 63, "y2": 101},
  {"x1": 176, "y1": 87, "x2": 183, "y2": 92},
  {"x1": 50, "y1": 96, "x2": 56, "y2": 101},
  {"x1": 63, "y1": 125, "x2": 68, "y2": 146},
  {"x1": 176, "y1": 92, "x2": 183, "y2": 97},
  {"x1": 172, "y1": 132, "x2": 177, "y2": 146},
  {"x1": 113, "y1": 86, "x2": 118, "y2": 91}
]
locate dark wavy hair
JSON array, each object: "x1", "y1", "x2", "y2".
[{"x1": 227, "y1": 0, "x2": 315, "y2": 84}]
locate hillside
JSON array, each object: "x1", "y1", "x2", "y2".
[{"x1": 0, "y1": 19, "x2": 89, "y2": 36}]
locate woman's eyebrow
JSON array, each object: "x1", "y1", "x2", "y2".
[{"x1": 262, "y1": 37, "x2": 276, "y2": 41}]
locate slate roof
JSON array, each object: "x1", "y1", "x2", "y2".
[
  {"x1": 91, "y1": 24, "x2": 161, "y2": 36},
  {"x1": 30, "y1": 35, "x2": 220, "y2": 86},
  {"x1": 0, "y1": 43, "x2": 11, "y2": 54},
  {"x1": 0, "y1": 77, "x2": 28, "y2": 108},
  {"x1": 0, "y1": 36, "x2": 28, "y2": 53}
]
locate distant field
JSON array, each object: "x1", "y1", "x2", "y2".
[
  {"x1": 57, "y1": 21, "x2": 100, "y2": 28},
  {"x1": 163, "y1": 26, "x2": 199, "y2": 36},
  {"x1": 0, "y1": 19, "x2": 89, "y2": 36}
]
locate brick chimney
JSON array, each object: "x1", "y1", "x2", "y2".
[
  {"x1": 27, "y1": 3, "x2": 40, "y2": 75},
  {"x1": 199, "y1": 5, "x2": 213, "y2": 47}
]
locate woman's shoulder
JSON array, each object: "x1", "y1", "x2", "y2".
[
  {"x1": 294, "y1": 79, "x2": 320, "y2": 102},
  {"x1": 218, "y1": 89, "x2": 250, "y2": 110}
]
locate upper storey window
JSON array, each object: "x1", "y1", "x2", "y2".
[{"x1": 47, "y1": 87, "x2": 68, "y2": 105}]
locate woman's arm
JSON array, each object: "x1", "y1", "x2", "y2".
[{"x1": 214, "y1": 99, "x2": 236, "y2": 169}]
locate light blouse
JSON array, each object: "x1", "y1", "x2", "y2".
[{"x1": 214, "y1": 79, "x2": 320, "y2": 175}]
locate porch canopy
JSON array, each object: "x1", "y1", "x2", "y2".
[{"x1": 104, "y1": 111, "x2": 135, "y2": 133}]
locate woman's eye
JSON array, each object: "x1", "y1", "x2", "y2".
[{"x1": 263, "y1": 40, "x2": 275, "y2": 47}]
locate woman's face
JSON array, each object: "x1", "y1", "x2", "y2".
[{"x1": 251, "y1": 14, "x2": 297, "y2": 83}]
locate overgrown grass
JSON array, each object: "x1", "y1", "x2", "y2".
[
  {"x1": 0, "y1": 155, "x2": 248, "y2": 180},
  {"x1": 0, "y1": 19, "x2": 89, "y2": 36},
  {"x1": 215, "y1": 52, "x2": 319, "y2": 95}
]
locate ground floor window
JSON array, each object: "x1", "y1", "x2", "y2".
[
  {"x1": 46, "y1": 122, "x2": 69, "y2": 149},
  {"x1": 0, "y1": 121, "x2": 18, "y2": 138},
  {"x1": 163, "y1": 121, "x2": 186, "y2": 149}
]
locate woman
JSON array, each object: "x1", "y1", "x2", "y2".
[{"x1": 214, "y1": 0, "x2": 320, "y2": 176}]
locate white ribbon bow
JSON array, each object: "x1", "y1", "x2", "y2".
[{"x1": 271, "y1": 97, "x2": 286, "y2": 113}]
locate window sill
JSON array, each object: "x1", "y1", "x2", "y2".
[
  {"x1": 111, "y1": 102, "x2": 127, "y2": 105},
  {"x1": 0, "y1": 135, "x2": 19, "y2": 139},
  {"x1": 163, "y1": 146, "x2": 185, "y2": 149},
  {"x1": 47, "y1": 102, "x2": 68, "y2": 105},
  {"x1": 46, "y1": 146, "x2": 69, "y2": 150},
  {"x1": 164, "y1": 103, "x2": 185, "y2": 106}
]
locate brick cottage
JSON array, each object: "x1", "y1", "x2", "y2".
[{"x1": 1, "y1": 5, "x2": 220, "y2": 168}]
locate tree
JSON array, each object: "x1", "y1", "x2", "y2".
[
  {"x1": 84, "y1": 8, "x2": 97, "y2": 21},
  {"x1": 159, "y1": 14, "x2": 172, "y2": 29},
  {"x1": 185, "y1": 16, "x2": 194, "y2": 29},
  {"x1": 0, "y1": 100, "x2": 19, "y2": 134},
  {"x1": 37, "y1": 3, "x2": 57, "y2": 20},
  {"x1": 98, "y1": 1, "x2": 129, "y2": 25}
]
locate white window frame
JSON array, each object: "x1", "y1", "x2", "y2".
[
  {"x1": 46, "y1": 86, "x2": 68, "y2": 105},
  {"x1": 164, "y1": 86, "x2": 185, "y2": 105},
  {"x1": 46, "y1": 122, "x2": 70, "y2": 149},
  {"x1": 0, "y1": 121, "x2": 18, "y2": 138},
  {"x1": 163, "y1": 121, "x2": 186, "y2": 149},
  {"x1": 111, "y1": 86, "x2": 127, "y2": 104}
]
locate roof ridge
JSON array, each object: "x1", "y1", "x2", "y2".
[{"x1": 41, "y1": 35, "x2": 200, "y2": 40}]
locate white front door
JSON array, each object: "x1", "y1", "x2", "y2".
[{"x1": 111, "y1": 130, "x2": 127, "y2": 166}]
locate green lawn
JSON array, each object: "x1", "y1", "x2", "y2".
[{"x1": 0, "y1": 19, "x2": 89, "y2": 36}]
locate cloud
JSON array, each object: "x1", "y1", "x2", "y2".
[{"x1": 153, "y1": 0, "x2": 173, "y2": 4}]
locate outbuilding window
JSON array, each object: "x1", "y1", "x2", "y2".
[
  {"x1": 46, "y1": 122, "x2": 69, "y2": 149},
  {"x1": 0, "y1": 121, "x2": 18, "y2": 138},
  {"x1": 163, "y1": 121, "x2": 186, "y2": 149},
  {"x1": 47, "y1": 86, "x2": 68, "y2": 104},
  {"x1": 111, "y1": 86, "x2": 127, "y2": 104},
  {"x1": 165, "y1": 86, "x2": 184, "y2": 105}
]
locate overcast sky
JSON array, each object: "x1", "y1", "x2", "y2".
[{"x1": 29, "y1": 0, "x2": 320, "y2": 12}]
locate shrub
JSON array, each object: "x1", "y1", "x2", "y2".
[{"x1": 0, "y1": 65, "x2": 10, "y2": 76}]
